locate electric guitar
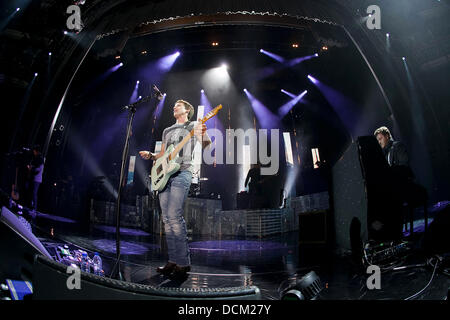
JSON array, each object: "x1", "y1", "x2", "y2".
[{"x1": 150, "y1": 104, "x2": 222, "y2": 191}]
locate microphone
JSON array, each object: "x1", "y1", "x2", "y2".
[{"x1": 152, "y1": 84, "x2": 164, "y2": 101}]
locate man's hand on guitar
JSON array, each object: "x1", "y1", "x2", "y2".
[
  {"x1": 194, "y1": 123, "x2": 207, "y2": 138},
  {"x1": 139, "y1": 151, "x2": 154, "y2": 160}
]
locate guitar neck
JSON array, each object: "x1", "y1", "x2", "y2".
[
  {"x1": 169, "y1": 128, "x2": 196, "y2": 160},
  {"x1": 167, "y1": 104, "x2": 222, "y2": 161}
]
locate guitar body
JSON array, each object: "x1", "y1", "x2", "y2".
[
  {"x1": 149, "y1": 104, "x2": 222, "y2": 192},
  {"x1": 150, "y1": 144, "x2": 181, "y2": 191},
  {"x1": 11, "y1": 185, "x2": 19, "y2": 201}
]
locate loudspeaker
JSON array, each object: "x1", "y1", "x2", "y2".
[
  {"x1": 299, "y1": 211, "x2": 327, "y2": 244},
  {"x1": 331, "y1": 140, "x2": 368, "y2": 253},
  {"x1": 0, "y1": 206, "x2": 52, "y2": 282},
  {"x1": 423, "y1": 202, "x2": 450, "y2": 254},
  {"x1": 33, "y1": 255, "x2": 262, "y2": 300}
]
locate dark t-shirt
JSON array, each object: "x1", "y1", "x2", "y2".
[{"x1": 30, "y1": 155, "x2": 44, "y2": 183}]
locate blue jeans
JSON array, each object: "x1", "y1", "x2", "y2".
[{"x1": 158, "y1": 170, "x2": 192, "y2": 266}]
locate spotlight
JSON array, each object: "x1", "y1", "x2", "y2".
[
  {"x1": 281, "y1": 271, "x2": 323, "y2": 300},
  {"x1": 120, "y1": 62, "x2": 124, "y2": 66},
  {"x1": 141, "y1": 50, "x2": 147, "y2": 55},
  {"x1": 292, "y1": 44, "x2": 299, "y2": 48},
  {"x1": 221, "y1": 64, "x2": 228, "y2": 69},
  {"x1": 49, "y1": 52, "x2": 52, "y2": 56},
  {"x1": 402, "y1": 57, "x2": 406, "y2": 61},
  {"x1": 307, "y1": 75, "x2": 318, "y2": 84},
  {"x1": 315, "y1": 53, "x2": 319, "y2": 57},
  {"x1": 163, "y1": 93, "x2": 166, "y2": 96},
  {"x1": 34, "y1": 73, "x2": 38, "y2": 77},
  {"x1": 386, "y1": 33, "x2": 390, "y2": 37},
  {"x1": 211, "y1": 42, "x2": 219, "y2": 46},
  {"x1": 139, "y1": 96, "x2": 142, "y2": 99},
  {"x1": 322, "y1": 46, "x2": 328, "y2": 51},
  {"x1": 243, "y1": 88, "x2": 247, "y2": 92},
  {"x1": 16, "y1": 8, "x2": 20, "y2": 11},
  {"x1": 260, "y1": 49, "x2": 263, "y2": 52},
  {"x1": 201, "y1": 89, "x2": 204, "y2": 93},
  {"x1": 63, "y1": 31, "x2": 68, "y2": 35},
  {"x1": 136, "y1": 80, "x2": 140, "y2": 84},
  {"x1": 115, "y1": 56, "x2": 121, "y2": 60},
  {"x1": 175, "y1": 51, "x2": 181, "y2": 56}
]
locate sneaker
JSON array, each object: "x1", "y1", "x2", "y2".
[
  {"x1": 156, "y1": 262, "x2": 177, "y2": 276},
  {"x1": 169, "y1": 265, "x2": 191, "y2": 280}
]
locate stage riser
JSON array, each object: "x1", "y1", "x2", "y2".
[{"x1": 90, "y1": 197, "x2": 298, "y2": 238}]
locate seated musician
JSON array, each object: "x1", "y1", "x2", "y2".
[
  {"x1": 374, "y1": 126, "x2": 415, "y2": 181},
  {"x1": 373, "y1": 126, "x2": 426, "y2": 236}
]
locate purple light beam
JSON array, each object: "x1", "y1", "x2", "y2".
[{"x1": 278, "y1": 90, "x2": 307, "y2": 118}]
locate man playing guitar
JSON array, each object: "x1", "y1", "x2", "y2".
[{"x1": 139, "y1": 99, "x2": 211, "y2": 280}]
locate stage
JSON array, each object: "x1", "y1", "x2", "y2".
[{"x1": 0, "y1": 201, "x2": 445, "y2": 301}]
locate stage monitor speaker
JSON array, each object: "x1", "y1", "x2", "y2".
[
  {"x1": 0, "y1": 206, "x2": 53, "y2": 283},
  {"x1": 33, "y1": 255, "x2": 262, "y2": 300},
  {"x1": 299, "y1": 211, "x2": 327, "y2": 244},
  {"x1": 331, "y1": 140, "x2": 368, "y2": 254},
  {"x1": 423, "y1": 202, "x2": 450, "y2": 254}
]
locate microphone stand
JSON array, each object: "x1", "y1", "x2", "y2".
[{"x1": 110, "y1": 94, "x2": 153, "y2": 280}]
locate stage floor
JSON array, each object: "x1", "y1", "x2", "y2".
[{"x1": 30, "y1": 210, "x2": 449, "y2": 300}]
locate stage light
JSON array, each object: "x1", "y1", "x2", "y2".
[
  {"x1": 386, "y1": 33, "x2": 390, "y2": 37},
  {"x1": 157, "y1": 51, "x2": 181, "y2": 72},
  {"x1": 139, "y1": 96, "x2": 142, "y2": 99},
  {"x1": 260, "y1": 49, "x2": 285, "y2": 63},
  {"x1": 220, "y1": 63, "x2": 228, "y2": 70},
  {"x1": 307, "y1": 75, "x2": 318, "y2": 84},
  {"x1": 201, "y1": 89, "x2": 204, "y2": 93},
  {"x1": 244, "y1": 89, "x2": 280, "y2": 129},
  {"x1": 16, "y1": 8, "x2": 20, "y2": 11},
  {"x1": 136, "y1": 80, "x2": 140, "y2": 84},
  {"x1": 115, "y1": 56, "x2": 121, "y2": 59},
  {"x1": 49, "y1": 52, "x2": 52, "y2": 56},
  {"x1": 281, "y1": 271, "x2": 323, "y2": 300},
  {"x1": 281, "y1": 89, "x2": 296, "y2": 98},
  {"x1": 120, "y1": 62, "x2": 124, "y2": 66},
  {"x1": 402, "y1": 57, "x2": 406, "y2": 61},
  {"x1": 34, "y1": 73, "x2": 38, "y2": 77},
  {"x1": 292, "y1": 44, "x2": 299, "y2": 48},
  {"x1": 63, "y1": 31, "x2": 68, "y2": 35},
  {"x1": 315, "y1": 53, "x2": 319, "y2": 57},
  {"x1": 278, "y1": 90, "x2": 307, "y2": 117},
  {"x1": 141, "y1": 50, "x2": 147, "y2": 55},
  {"x1": 211, "y1": 42, "x2": 219, "y2": 46},
  {"x1": 322, "y1": 46, "x2": 328, "y2": 51},
  {"x1": 243, "y1": 88, "x2": 247, "y2": 92}
]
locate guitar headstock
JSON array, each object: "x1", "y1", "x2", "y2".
[{"x1": 200, "y1": 104, "x2": 222, "y2": 123}]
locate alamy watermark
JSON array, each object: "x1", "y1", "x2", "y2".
[
  {"x1": 66, "y1": 5, "x2": 82, "y2": 31},
  {"x1": 66, "y1": 265, "x2": 81, "y2": 290},
  {"x1": 366, "y1": 5, "x2": 381, "y2": 30},
  {"x1": 180, "y1": 128, "x2": 280, "y2": 176},
  {"x1": 366, "y1": 265, "x2": 381, "y2": 290}
]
